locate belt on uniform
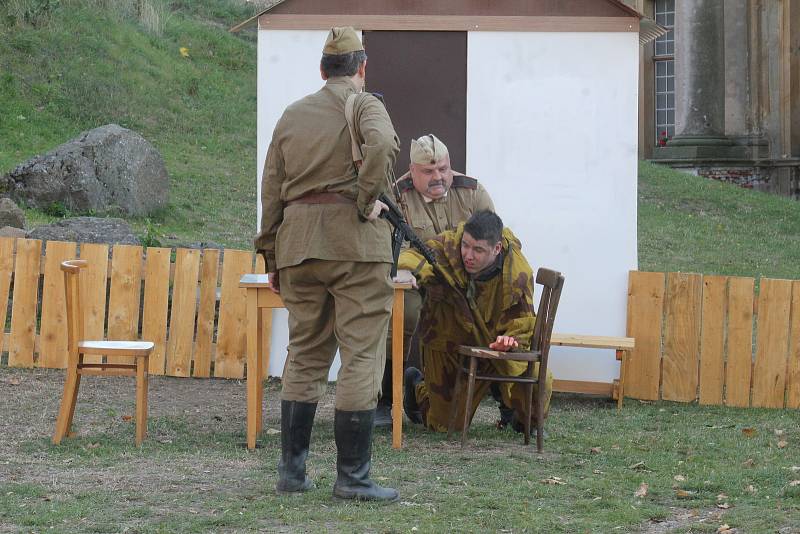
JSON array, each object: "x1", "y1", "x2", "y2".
[{"x1": 285, "y1": 192, "x2": 355, "y2": 206}]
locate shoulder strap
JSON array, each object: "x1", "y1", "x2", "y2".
[
  {"x1": 451, "y1": 175, "x2": 478, "y2": 190},
  {"x1": 396, "y1": 176, "x2": 415, "y2": 194},
  {"x1": 344, "y1": 93, "x2": 364, "y2": 166}
]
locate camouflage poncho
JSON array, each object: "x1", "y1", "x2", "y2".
[{"x1": 398, "y1": 223, "x2": 536, "y2": 376}]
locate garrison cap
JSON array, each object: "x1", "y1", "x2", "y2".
[
  {"x1": 323, "y1": 26, "x2": 364, "y2": 55},
  {"x1": 410, "y1": 134, "x2": 449, "y2": 165}
]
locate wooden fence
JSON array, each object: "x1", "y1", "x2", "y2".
[
  {"x1": 626, "y1": 271, "x2": 800, "y2": 408},
  {"x1": 0, "y1": 237, "x2": 271, "y2": 379}
]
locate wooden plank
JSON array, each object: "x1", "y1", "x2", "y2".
[
  {"x1": 698, "y1": 275, "x2": 727, "y2": 405},
  {"x1": 661, "y1": 273, "x2": 702, "y2": 402},
  {"x1": 725, "y1": 277, "x2": 755, "y2": 407},
  {"x1": 786, "y1": 281, "x2": 800, "y2": 409},
  {"x1": 107, "y1": 245, "x2": 143, "y2": 365},
  {"x1": 553, "y1": 380, "x2": 614, "y2": 396},
  {"x1": 141, "y1": 248, "x2": 171, "y2": 375},
  {"x1": 215, "y1": 250, "x2": 254, "y2": 378},
  {"x1": 8, "y1": 239, "x2": 42, "y2": 367},
  {"x1": 166, "y1": 248, "x2": 201, "y2": 377},
  {"x1": 79, "y1": 243, "x2": 110, "y2": 364},
  {"x1": 624, "y1": 271, "x2": 665, "y2": 400},
  {"x1": 194, "y1": 249, "x2": 220, "y2": 378},
  {"x1": 0, "y1": 238, "x2": 14, "y2": 354},
  {"x1": 38, "y1": 241, "x2": 77, "y2": 369},
  {"x1": 260, "y1": 14, "x2": 639, "y2": 32},
  {"x1": 751, "y1": 278, "x2": 793, "y2": 408},
  {"x1": 550, "y1": 333, "x2": 635, "y2": 350}
]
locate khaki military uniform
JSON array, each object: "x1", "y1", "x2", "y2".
[
  {"x1": 255, "y1": 77, "x2": 400, "y2": 411},
  {"x1": 398, "y1": 224, "x2": 554, "y2": 431},
  {"x1": 388, "y1": 173, "x2": 495, "y2": 361}
]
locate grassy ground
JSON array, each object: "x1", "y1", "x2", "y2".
[{"x1": 1, "y1": 367, "x2": 799, "y2": 533}]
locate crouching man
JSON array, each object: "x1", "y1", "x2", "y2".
[{"x1": 396, "y1": 210, "x2": 553, "y2": 432}]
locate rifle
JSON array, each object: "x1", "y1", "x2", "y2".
[{"x1": 378, "y1": 193, "x2": 437, "y2": 277}]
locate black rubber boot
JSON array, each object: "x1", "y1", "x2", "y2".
[
  {"x1": 374, "y1": 364, "x2": 393, "y2": 428},
  {"x1": 276, "y1": 400, "x2": 317, "y2": 494},
  {"x1": 333, "y1": 409, "x2": 399, "y2": 502},
  {"x1": 403, "y1": 367, "x2": 423, "y2": 424}
]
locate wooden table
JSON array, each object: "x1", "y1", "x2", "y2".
[{"x1": 239, "y1": 274, "x2": 411, "y2": 450}]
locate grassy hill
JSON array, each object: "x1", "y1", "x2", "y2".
[{"x1": 2, "y1": 2, "x2": 800, "y2": 279}]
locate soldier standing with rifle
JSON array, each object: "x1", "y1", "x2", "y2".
[{"x1": 254, "y1": 27, "x2": 400, "y2": 502}]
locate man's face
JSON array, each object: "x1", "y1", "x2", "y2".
[
  {"x1": 409, "y1": 155, "x2": 453, "y2": 200},
  {"x1": 460, "y1": 231, "x2": 502, "y2": 275}
]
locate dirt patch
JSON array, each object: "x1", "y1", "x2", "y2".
[{"x1": 638, "y1": 507, "x2": 729, "y2": 533}]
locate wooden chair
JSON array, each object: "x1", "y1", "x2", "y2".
[
  {"x1": 447, "y1": 267, "x2": 565, "y2": 452},
  {"x1": 53, "y1": 259, "x2": 154, "y2": 446}
]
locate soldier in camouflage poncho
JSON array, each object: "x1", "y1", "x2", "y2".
[{"x1": 397, "y1": 211, "x2": 553, "y2": 432}]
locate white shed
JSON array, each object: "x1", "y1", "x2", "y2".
[{"x1": 234, "y1": 0, "x2": 657, "y2": 393}]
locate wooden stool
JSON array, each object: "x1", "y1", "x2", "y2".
[{"x1": 52, "y1": 260, "x2": 154, "y2": 446}]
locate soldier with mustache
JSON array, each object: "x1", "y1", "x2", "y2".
[{"x1": 375, "y1": 134, "x2": 494, "y2": 426}]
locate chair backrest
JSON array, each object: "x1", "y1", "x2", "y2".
[
  {"x1": 530, "y1": 268, "x2": 565, "y2": 374},
  {"x1": 61, "y1": 259, "x2": 88, "y2": 353}
]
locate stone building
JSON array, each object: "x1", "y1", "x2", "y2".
[{"x1": 630, "y1": 0, "x2": 800, "y2": 198}]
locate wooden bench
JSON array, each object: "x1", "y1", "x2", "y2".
[{"x1": 549, "y1": 334, "x2": 635, "y2": 408}]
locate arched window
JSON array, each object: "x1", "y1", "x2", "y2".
[{"x1": 654, "y1": 0, "x2": 675, "y2": 146}]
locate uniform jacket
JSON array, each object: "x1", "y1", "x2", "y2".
[
  {"x1": 255, "y1": 77, "x2": 400, "y2": 271},
  {"x1": 394, "y1": 172, "x2": 494, "y2": 244},
  {"x1": 398, "y1": 223, "x2": 536, "y2": 376}
]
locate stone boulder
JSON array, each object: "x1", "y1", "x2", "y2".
[
  {"x1": 0, "y1": 197, "x2": 24, "y2": 229},
  {"x1": 27, "y1": 217, "x2": 140, "y2": 246},
  {"x1": 0, "y1": 226, "x2": 27, "y2": 239},
  {"x1": 0, "y1": 124, "x2": 169, "y2": 216}
]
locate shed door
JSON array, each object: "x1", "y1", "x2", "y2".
[{"x1": 363, "y1": 31, "x2": 467, "y2": 177}]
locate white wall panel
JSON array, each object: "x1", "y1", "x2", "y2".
[{"x1": 467, "y1": 32, "x2": 639, "y2": 383}]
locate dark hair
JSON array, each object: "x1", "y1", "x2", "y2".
[
  {"x1": 320, "y1": 50, "x2": 367, "y2": 77},
  {"x1": 464, "y1": 210, "x2": 503, "y2": 245}
]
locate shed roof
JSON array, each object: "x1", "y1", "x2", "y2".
[{"x1": 230, "y1": 0, "x2": 664, "y2": 43}]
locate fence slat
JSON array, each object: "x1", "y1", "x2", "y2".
[
  {"x1": 38, "y1": 241, "x2": 77, "y2": 368},
  {"x1": 662, "y1": 272, "x2": 702, "y2": 402},
  {"x1": 698, "y1": 275, "x2": 727, "y2": 405},
  {"x1": 752, "y1": 278, "x2": 792, "y2": 408},
  {"x1": 215, "y1": 250, "x2": 254, "y2": 378},
  {"x1": 725, "y1": 277, "x2": 755, "y2": 407},
  {"x1": 786, "y1": 281, "x2": 800, "y2": 409},
  {"x1": 78, "y1": 244, "x2": 110, "y2": 364},
  {"x1": 107, "y1": 245, "x2": 143, "y2": 365},
  {"x1": 0, "y1": 238, "x2": 14, "y2": 355},
  {"x1": 166, "y1": 248, "x2": 200, "y2": 377},
  {"x1": 193, "y1": 249, "x2": 220, "y2": 378},
  {"x1": 142, "y1": 248, "x2": 171, "y2": 375},
  {"x1": 8, "y1": 239, "x2": 42, "y2": 367},
  {"x1": 625, "y1": 271, "x2": 665, "y2": 400}
]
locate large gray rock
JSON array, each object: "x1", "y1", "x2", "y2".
[
  {"x1": 0, "y1": 226, "x2": 27, "y2": 239},
  {"x1": 0, "y1": 197, "x2": 24, "y2": 229},
  {"x1": 0, "y1": 124, "x2": 169, "y2": 216},
  {"x1": 27, "y1": 217, "x2": 140, "y2": 246}
]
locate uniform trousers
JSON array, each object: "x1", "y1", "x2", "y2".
[{"x1": 279, "y1": 259, "x2": 393, "y2": 411}]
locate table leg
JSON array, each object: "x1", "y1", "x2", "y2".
[
  {"x1": 391, "y1": 288, "x2": 405, "y2": 449},
  {"x1": 246, "y1": 288, "x2": 259, "y2": 449},
  {"x1": 256, "y1": 307, "x2": 264, "y2": 434},
  {"x1": 616, "y1": 349, "x2": 626, "y2": 409}
]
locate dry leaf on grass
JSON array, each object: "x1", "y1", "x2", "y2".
[
  {"x1": 675, "y1": 489, "x2": 695, "y2": 498},
  {"x1": 775, "y1": 429, "x2": 785, "y2": 436},
  {"x1": 674, "y1": 475, "x2": 686, "y2": 482},
  {"x1": 745, "y1": 484, "x2": 757, "y2": 494},
  {"x1": 777, "y1": 440, "x2": 788, "y2": 449},
  {"x1": 717, "y1": 493, "x2": 728, "y2": 501},
  {"x1": 717, "y1": 502, "x2": 731, "y2": 509},
  {"x1": 541, "y1": 476, "x2": 566, "y2": 485},
  {"x1": 716, "y1": 525, "x2": 734, "y2": 533},
  {"x1": 86, "y1": 443, "x2": 100, "y2": 449},
  {"x1": 265, "y1": 428, "x2": 280, "y2": 435},
  {"x1": 121, "y1": 415, "x2": 133, "y2": 422},
  {"x1": 742, "y1": 458, "x2": 755, "y2": 467},
  {"x1": 741, "y1": 428, "x2": 757, "y2": 437},
  {"x1": 789, "y1": 480, "x2": 800, "y2": 487},
  {"x1": 590, "y1": 447, "x2": 602, "y2": 454},
  {"x1": 634, "y1": 482, "x2": 648, "y2": 498},
  {"x1": 629, "y1": 461, "x2": 647, "y2": 471},
  {"x1": 2, "y1": 377, "x2": 22, "y2": 386},
  {"x1": 593, "y1": 469, "x2": 604, "y2": 475}
]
